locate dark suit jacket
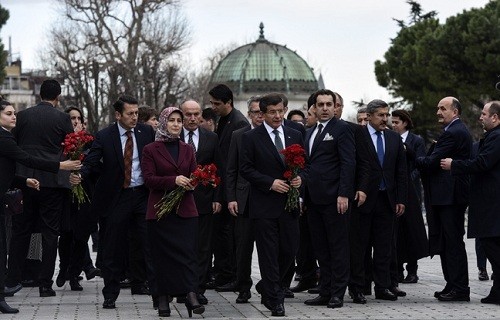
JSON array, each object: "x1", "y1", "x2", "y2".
[
  {"x1": 240, "y1": 124, "x2": 304, "y2": 219},
  {"x1": 81, "y1": 122, "x2": 155, "y2": 218},
  {"x1": 416, "y1": 119, "x2": 472, "y2": 205},
  {"x1": 304, "y1": 118, "x2": 355, "y2": 205},
  {"x1": 13, "y1": 101, "x2": 74, "y2": 188},
  {"x1": 216, "y1": 108, "x2": 249, "y2": 200},
  {"x1": 182, "y1": 127, "x2": 220, "y2": 215},
  {"x1": 226, "y1": 125, "x2": 252, "y2": 215},
  {"x1": 451, "y1": 125, "x2": 500, "y2": 238},
  {"x1": 0, "y1": 128, "x2": 59, "y2": 195},
  {"x1": 344, "y1": 121, "x2": 371, "y2": 195},
  {"x1": 357, "y1": 126, "x2": 408, "y2": 214},
  {"x1": 284, "y1": 119, "x2": 306, "y2": 138},
  {"x1": 405, "y1": 132, "x2": 426, "y2": 183},
  {"x1": 141, "y1": 140, "x2": 198, "y2": 219}
]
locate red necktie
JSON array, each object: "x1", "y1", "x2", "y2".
[{"x1": 123, "y1": 131, "x2": 133, "y2": 188}]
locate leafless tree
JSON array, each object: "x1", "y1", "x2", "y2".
[{"x1": 42, "y1": 0, "x2": 190, "y2": 131}]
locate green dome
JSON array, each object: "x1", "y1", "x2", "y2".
[{"x1": 210, "y1": 23, "x2": 318, "y2": 95}]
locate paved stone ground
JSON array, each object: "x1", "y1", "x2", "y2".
[{"x1": 4, "y1": 235, "x2": 499, "y2": 319}]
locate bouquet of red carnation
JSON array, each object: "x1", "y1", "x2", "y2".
[
  {"x1": 62, "y1": 130, "x2": 94, "y2": 205},
  {"x1": 280, "y1": 144, "x2": 306, "y2": 212},
  {"x1": 155, "y1": 163, "x2": 220, "y2": 220}
]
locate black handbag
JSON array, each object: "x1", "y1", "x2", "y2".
[{"x1": 4, "y1": 188, "x2": 23, "y2": 215}]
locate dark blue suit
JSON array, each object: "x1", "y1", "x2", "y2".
[
  {"x1": 416, "y1": 118, "x2": 472, "y2": 294},
  {"x1": 82, "y1": 122, "x2": 155, "y2": 300},
  {"x1": 240, "y1": 124, "x2": 303, "y2": 307},
  {"x1": 304, "y1": 118, "x2": 355, "y2": 299},
  {"x1": 350, "y1": 125, "x2": 407, "y2": 292}
]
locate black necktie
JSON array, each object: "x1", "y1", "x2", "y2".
[
  {"x1": 272, "y1": 129, "x2": 285, "y2": 161},
  {"x1": 313, "y1": 123, "x2": 324, "y2": 148},
  {"x1": 188, "y1": 131, "x2": 196, "y2": 153},
  {"x1": 375, "y1": 131, "x2": 386, "y2": 190}
]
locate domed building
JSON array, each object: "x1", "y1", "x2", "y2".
[{"x1": 208, "y1": 23, "x2": 323, "y2": 114}]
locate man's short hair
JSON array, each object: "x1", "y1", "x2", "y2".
[
  {"x1": 209, "y1": 84, "x2": 233, "y2": 107},
  {"x1": 333, "y1": 92, "x2": 344, "y2": 105},
  {"x1": 259, "y1": 93, "x2": 283, "y2": 113},
  {"x1": 451, "y1": 98, "x2": 462, "y2": 115},
  {"x1": 366, "y1": 99, "x2": 388, "y2": 114},
  {"x1": 278, "y1": 93, "x2": 288, "y2": 108},
  {"x1": 489, "y1": 101, "x2": 500, "y2": 117},
  {"x1": 312, "y1": 89, "x2": 336, "y2": 106},
  {"x1": 40, "y1": 79, "x2": 61, "y2": 101},
  {"x1": 287, "y1": 109, "x2": 305, "y2": 120},
  {"x1": 113, "y1": 95, "x2": 139, "y2": 114},
  {"x1": 247, "y1": 96, "x2": 261, "y2": 110},
  {"x1": 391, "y1": 109, "x2": 414, "y2": 130},
  {"x1": 357, "y1": 107, "x2": 367, "y2": 114},
  {"x1": 307, "y1": 93, "x2": 316, "y2": 110},
  {"x1": 202, "y1": 108, "x2": 217, "y2": 122}
]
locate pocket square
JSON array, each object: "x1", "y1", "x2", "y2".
[{"x1": 323, "y1": 133, "x2": 334, "y2": 141}]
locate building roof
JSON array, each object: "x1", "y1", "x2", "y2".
[{"x1": 210, "y1": 23, "x2": 318, "y2": 95}]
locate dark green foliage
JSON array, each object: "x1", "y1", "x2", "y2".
[{"x1": 0, "y1": 5, "x2": 9, "y2": 84}]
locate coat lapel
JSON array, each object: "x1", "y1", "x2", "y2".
[
  {"x1": 363, "y1": 126, "x2": 381, "y2": 167},
  {"x1": 257, "y1": 125, "x2": 285, "y2": 167},
  {"x1": 112, "y1": 124, "x2": 125, "y2": 171},
  {"x1": 155, "y1": 142, "x2": 178, "y2": 167}
]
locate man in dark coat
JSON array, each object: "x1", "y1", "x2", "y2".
[
  {"x1": 302, "y1": 89, "x2": 355, "y2": 309},
  {"x1": 440, "y1": 101, "x2": 500, "y2": 304},
  {"x1": 240, "y1": 93, "x2": 304, "y2": 317},
  {"x1": 416, "y1": 96, "x2": 472, "y2": 302},
  {"x1": 391, "y1": 110, "x2": 428, "y2": 284},
  {"x1": 74, "y1": 95, "x2": 155, "y2": 309},
  {"x1": 348, "y1": 99, "x2": 407, "y2": 303},
  {"x1": 179, "y1": 99, "x2": 221, "y2": 304},
  {"x1": 7, "y1": 80, "x2": 74, "y2": 297},
  {"x1": 208, "y1": 84, "x2": 249, "y2": 290}
]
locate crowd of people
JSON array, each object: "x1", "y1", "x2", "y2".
[{"x1": 0, "y1": 79, "x2": 499, "y2": 317}]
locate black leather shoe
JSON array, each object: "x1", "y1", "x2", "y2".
[
  {"x1": 481, "y1": 294, "x2": 500, "y2": 305},
  {"x1": 4, "y1": 284, "x2": 22, "y2": 297},
  {"x1": 56, "y1": 273, "x2": 66, "y2": 287},
  {"x1": 389, "y1": 286, "x2": 406, "y2": 297},
  {"x1": 103, "y1": 298, "x2": 116, "y2": 309},
  {"x1": 215, "y1": 281, "x2": 238, "y2": 292},
  {"x1": 290, "y1": 279, "x2": 317, "y2": 293},
  {"x1": 197, "y1": 293, "x2": 208, "y2": 305},
  {"x1": 39, "y1": 286, "x2": 56, "y2": 297},
  {"x1": 434, "y1": 287, "x2": 452, "y2": 298},
  {"x1": 85, "y1": 267, "x2": 101, "y2": 280},
  {"x1": 236, "y1": 290, "x2": 251, "y2": 303},
  {"x1": 352, "y1": 291, "x2": 367, "y2": 304},
  {"x1": 304, "y1": 295, "x2": 330, "y2": 306},
  {"x1": 375, "y1": 289, "x2": 398, "y2": 301},
  {"x1": 70, "y1": 278, "x2": 83, "y2": 291},
  {"x1": 283, "y1": 287, "x2": 294, "y2": 298},
  {"x1": 0, "y1": 300, "x2": 19, "y2": 314},
  {"x1": 271, "y1": 303, "x2": 285, "y2": 317},
  {"x1": 131, "y1": 285, "x2": 150, "y2": 295},
  {"x1": 327, "y1": 297, "x2": 343, "y2": 309},
  {"x1": 307, "y1": 284, "x2": 320, "y2": 294},
  {"x1": 479, "y1": 269, "x2": 489, "y2": 281},
  {"x1": 437, "y1": 289, "x2": 470, "y2": 302},
  {"x1": 402, "y1": 274, "x2": 419, "y2": 283}
]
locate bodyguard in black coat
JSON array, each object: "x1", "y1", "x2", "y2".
[
  {"x1": 240, "y1": 93, "x2": 304, "y2": 317},
  {"x1": 416, "y1": 96, "x2": 472, "y2": 302},
  {"x1": 7, "y1": 80, "x2": 75, "y2": 297},
  {"x1": 440, "y1": 101, "x2": 500, "y2": 304},
  {"x1": 303, "y1": 90, "x2": 355, "y2": 308}
]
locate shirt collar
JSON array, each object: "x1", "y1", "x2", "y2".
[
  {"x1": 367, "y1": 123, "x2": 382, "y2": 136},
  {"x1": 400, "y1": 130, "x2": 409, "y2": 142},
  {"x1": 117, "y1": 123, "x2": 132, "y2": 136},
  {"x1": 183, "y1": 127, "x2": 199, "y2": 138},
  {"x1": 263, "y1": 121, "x2": 283, "y2": 135},
  {"x1": 316, "y1": 118, "x2": 332, "y2": 128},
  {"x1": 444, "y1": 118, "x2": 459, "y2": 131}
]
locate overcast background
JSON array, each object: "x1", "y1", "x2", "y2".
[{"x1": 0, "y1": 0, "x2": 490, "y2": 116}]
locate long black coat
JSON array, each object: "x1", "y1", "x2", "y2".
[{"x1": 451, "y1": 125, "x2": 500, "y2": 238}]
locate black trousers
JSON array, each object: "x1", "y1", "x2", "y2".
[
  {"x1": 480, "y1": 237, "x2": 500, "y2": 297},
  {"x1": 434, "y1": 205, "x2": 469, "y2": 293},
  {"x1": 308, "y1": 203, "x2": 349, "y2": 298},
  {"x1": 211, "y1": 205, "x2": 235, "y2": 284},
  {"x1": 58, "y1": 230, "x2": 89, "y2": 279},
  {"x1": 197, "y1": 213, "x2": 214, "y2": 293},
  {"x1": 254, "y1": 213, "x2": 299, "y2": 307},
  {"x1": 295, "y1": 213, "x2": 318, "y2": 281},
  {"x1": 350, "y1": 191, "x2": 394, "y2": 291},
  {"x1": 235, "y1": 212, "x2": 255, "y2": 292},
  {"x1": 101, "y1": 187, "x2": 153, "y2": 300},
  {"x1": 7, "y1": 187, "x2": 66, "y2": 287}
]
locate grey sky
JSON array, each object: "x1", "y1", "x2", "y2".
[{"x1": 1, "y1": 0, "x2": 490, "y2": 115}]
